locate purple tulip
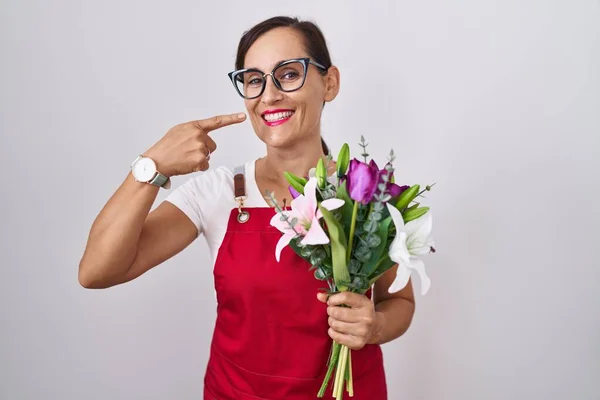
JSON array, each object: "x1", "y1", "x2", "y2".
[
  {"x1": 288, "y1": 185, "x2": 301, "y2": 199},
  {"x1": 390, "y1": 184, "x2": 410, "y2": 198},
  {"x1": 379, "y1": 165, "x2": 409, "y2": 198},
  {"x1": 346, "y1": 159, "x2": 409, "y2": 204},
  {"x1": 346, "y1": 159, "x2": 380, "y2": 204}
]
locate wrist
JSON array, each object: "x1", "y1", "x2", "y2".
[
  {"x1": 142, "y1": 150, "x2": 172, "y2": 178},
  {"x1": 368, "y1": 311, "x2": 386, "y2": 345},
  {"x1": 130, "y1": 153, "x2": 172, "y2": 189}
]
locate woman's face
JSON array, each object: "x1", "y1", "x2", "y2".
[{"x1": 241, "y1": 27, "x2": 339, "y2": 150}]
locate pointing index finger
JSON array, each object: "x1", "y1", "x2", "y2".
[{"x1": 194, "y1": 112, "x2": 246, "y2": 132}]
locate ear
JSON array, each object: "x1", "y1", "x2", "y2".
[{"x1": 323, "y1": 65, "x2": 340, "y2": 102}]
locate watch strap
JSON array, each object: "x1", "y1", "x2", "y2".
[{"x1": 149, "y1": 172, "x2": 171, "y2": 189}]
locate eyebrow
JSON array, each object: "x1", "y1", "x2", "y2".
[
  {"x1": 273, "y1": 59, "x2": 289, "y2": 67},
  {"x1": 244, "y1": 58, "x2": 303, "y2": 71}
]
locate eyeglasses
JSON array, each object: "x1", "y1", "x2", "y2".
[{"x1": 227, "y1": 57, "x2": 328, "y2": 100}]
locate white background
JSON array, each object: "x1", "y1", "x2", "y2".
[{"x1": 1, "y1": 0, "x2": 599, "y2": 399}]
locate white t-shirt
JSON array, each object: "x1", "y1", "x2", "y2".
[{"x1": 164, "y1": 159, "x2": 269, "y2": 265}]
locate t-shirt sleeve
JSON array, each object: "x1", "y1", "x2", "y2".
[{"x1": 163, "y1": 166, "x2": 232, "y2": 237}]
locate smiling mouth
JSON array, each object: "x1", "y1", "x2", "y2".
[{"x1": 262, "y1": 110, "x2": 295, "y2": 125}]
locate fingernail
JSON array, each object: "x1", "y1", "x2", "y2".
[{"x1": 237, "y1": 113, "x2": 246, "y2": 119}]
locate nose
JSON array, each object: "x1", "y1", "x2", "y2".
[{"x1": 261, "y1": 74, "x2": 283, "y2": 105}]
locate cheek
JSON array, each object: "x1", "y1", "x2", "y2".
[
  {"x1": 293, "y1": 91, "x2": 325, "y2": 119},
  {"x1": 244, "y1": 98, "x2": 257, "y2": 112},
  {"x1": 303, "y1": 83, "x2": 326, "y2": 114},
  {"x1": 244, "y1": 99, "x2": 261, "y2": 124}
]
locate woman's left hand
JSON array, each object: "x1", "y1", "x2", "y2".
[{"x1": 317, "y1": 291, "x2": 381, "y2": 350}]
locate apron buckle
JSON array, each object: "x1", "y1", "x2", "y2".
[
  {"x1": 234, "y1": 166, "x2": 249, "y2": 223},
  {"x1": 235, "y1": 195, "x2": 250, "y2": 223}
]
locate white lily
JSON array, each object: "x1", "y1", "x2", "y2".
[{"x1": 385, "y1": 203, "x2": 435, "y2": 295}]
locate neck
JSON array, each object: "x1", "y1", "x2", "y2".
[{"x1": 258, "y1": 137, "x2": 334, "y2": 186}]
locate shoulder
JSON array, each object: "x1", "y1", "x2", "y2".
[
  {"x1": 168, "y1": 159, "x2": 256, "y2": 204},
  {"x1": 164, "y1": 161, "x2": 253, "y2": 235},
  {"x1": 172, "y1": 164, "x2": 234, "y2": 201}
]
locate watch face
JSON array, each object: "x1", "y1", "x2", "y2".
[{"x1": 132, "y1": 157, "x2": 156, "y2": 182}]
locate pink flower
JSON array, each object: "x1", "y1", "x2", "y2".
[{"x1": 270, "y1": 177, "x2": 345, "y2": 262}]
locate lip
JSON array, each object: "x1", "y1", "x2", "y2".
[
  {"x1": 261, "y1": 108, "x2": 295, "y2": 127},
  {"x1": 261, "y1": 108, "x2": 294, "y2": 117}
]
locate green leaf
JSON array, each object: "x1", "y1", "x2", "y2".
[
  {"x1": 314, "y1": 267, "x2": 328, "y2": 280},
  {"x1": 365, "y1": 233, "x2": 382, "y2": 248},
  {"x1": 319, "y1": 205, "x2": 350, "y2": 291},
  {"x1": 367, "y1": 254, "x2": 396, "y2": 287},
  {"x1": 362, "y1": 220, "x2": 378, "y2": 234},
  {"x1": 403, "y1": 206, "x2": 429, "y2": 223},
  {"x1": 361, "y1": 216, "x2": 392, "y2": 277},
  {"x1": 355, "y1": 244, "x2": 373, "y2": 262},
  {"x1": 336, "y1": 180, "x2": 354, "y2": 239},
  {"x1": 288, "y1": 238, "x2": 310, "y2": 262},
  {"x1": 396, "y1": 184, "x2": 420, "y2": 211},
  {"x1": 368, "y1": 211, "x2": 383, "y2": 222},
  {"x1": 348, "y1": 259, "x2": 362, "y2": 274}
]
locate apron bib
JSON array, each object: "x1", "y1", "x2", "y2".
[{"x1": 203, "y1": 165, "x2": 388, "y2": 399}]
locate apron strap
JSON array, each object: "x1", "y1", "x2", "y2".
[{"x1": 233, "y1": 165, "x2": 250, "y2": 223}]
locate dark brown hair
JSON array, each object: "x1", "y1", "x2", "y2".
[{"x1": 235, "y1": 16, "x2": 332, "y2": 155}]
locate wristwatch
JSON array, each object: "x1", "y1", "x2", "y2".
[{"x1": 130, "y1": 155, "x2": 171, "y2": 189}]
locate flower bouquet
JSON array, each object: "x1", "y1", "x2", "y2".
[{"x1": 267, "y1": 137, "x2": 435, "y2": 399}]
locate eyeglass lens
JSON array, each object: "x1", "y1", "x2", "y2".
[{"x1": 234, "y1": 61, "x2": 306, "y2": 99}]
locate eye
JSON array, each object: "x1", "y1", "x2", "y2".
[
  {"x1": 245, "y1": 75, "x2": 263, "y2": 87},
  {"x1": 279, "y1": 70, "x2": 300, "y2": 81},
  {"x1": 284, "y1": 71, "x2": 299, "y2": 79}
]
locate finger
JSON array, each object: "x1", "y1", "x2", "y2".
[
  {"x1": 204, "y1": 135, "x2": 217, "y2": 154},
  {"x1": 328, "y1": 317, "x2": 367, "y2": 337},
  {"x1": 327, "y1": 292, "x2": 368, "y2": 308},
  {"x1": 193, "y1": 155, "x2": 210, "y2": 172},
  {"x1": 193, "y1": 112, "x2": 246, "y2": 132},
  {"x1": 316, "y1": 292, "x2": 329, "y2": 304},
  {"x1": 327, "y1": 328, "x2": 364, "y2": 350},
  {"x1": 327, "y1": 305, "x2": 362, "y2": 323}
]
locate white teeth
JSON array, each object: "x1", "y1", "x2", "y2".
[{"x1": 264, "y1": 111, "x2": 294, "y2": 122}]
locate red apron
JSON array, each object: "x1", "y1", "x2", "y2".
[{"x1": 203, "y1": 168, "x2": 388, "y2": 399}]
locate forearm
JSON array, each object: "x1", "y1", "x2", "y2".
[
  {"x1": 79, "y1": 172, "x2": 159, "y2": 286},
  {"x1": 368, "y1": 297, "x2": 415, "y2": 345}
]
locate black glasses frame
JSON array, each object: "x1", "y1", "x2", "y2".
[{"x1": 227, "y1": 57, "x2": 328, "y2": 100}]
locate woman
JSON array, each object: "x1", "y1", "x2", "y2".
[{"x1": 79, "y1": 16, "x2": 416, "y2": 399}]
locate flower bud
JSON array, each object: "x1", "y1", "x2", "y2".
[
  {"x1": 336, "y1": 143, "x2": 350, "y2": 178},
  {"x1": 316, "y1": 158, "x2": 327, "y2": 188},
  {"x1": 395, "y1": 184, "x2": 420, "y2": 210},
  {"x1": 284, "y1": 172, "x2": 307, "y2": 195},
  {"x1": 402, "y1": 206, "x2": 429, "y2": 223}
]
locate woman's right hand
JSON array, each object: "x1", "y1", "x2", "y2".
[{"x1": 143, "y1": 112, "x2": 247, "y2": 177}]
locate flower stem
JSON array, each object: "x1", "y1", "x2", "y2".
[
  {"x1": 347, "y1": 349, "x2": 354, "y2": 396},
  {"x1": 335, "y1": 345, "x2": 349, "y2": 399},
  {"x1": 346, "y1": 201, "x2": 359, "y2": 264},
  {"x1": 333, "y1": 345, "x2": 343, "y2": 395},
  {"x1": 334, "y1": 345, "x2": 346, "y2": 396},
  {"x1": 318, "y1": 341, "x2": 340, "y2": 397}
]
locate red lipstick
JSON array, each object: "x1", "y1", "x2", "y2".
[{"x1": 261, "y1": 109, "x2": 295, "y2": 127}]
